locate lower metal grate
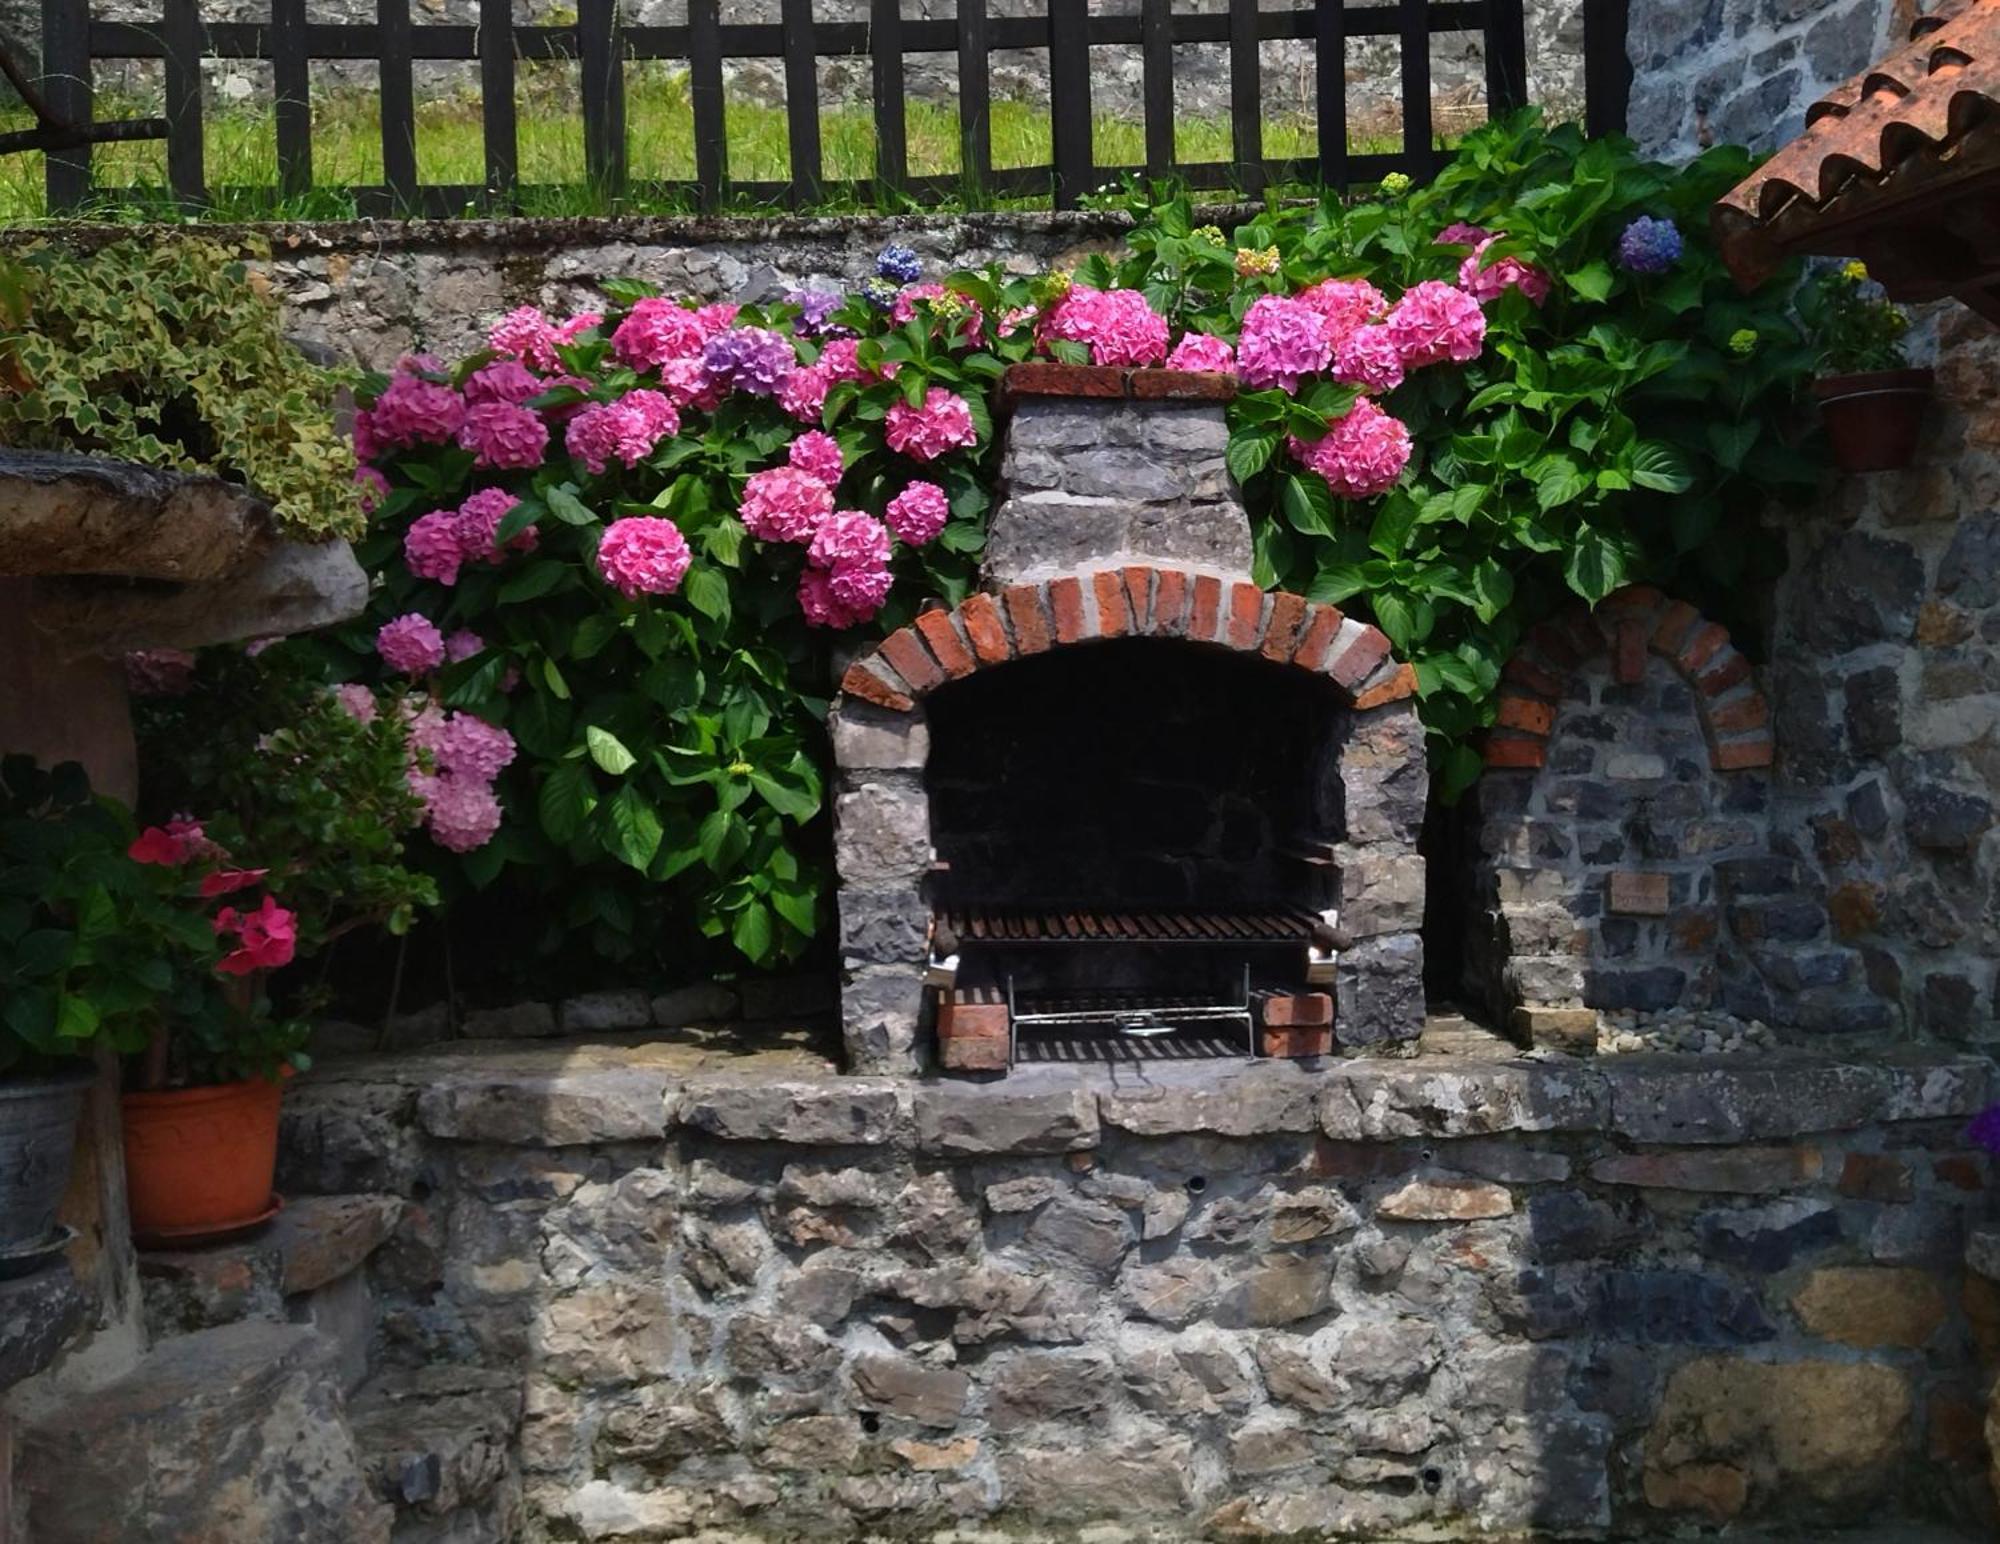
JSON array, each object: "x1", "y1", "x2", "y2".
[{"x1": 1014, "y1": 1032, "x2": 1251, "y2": 1063}]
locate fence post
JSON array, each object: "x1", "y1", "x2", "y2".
[
  {"x1": 957, "y1": 1, "x2": 991, "y2": 206},
  {"x1": 870, "y1": 0, "x2": 907, "y2": 200},
  {"x1": 1227, "y1": 0, "x2": 1262, "y2": 196},
  {"x1": 377, "y1": 0, "x2": 418, "y2": 212},
  {"x1": 1484, "y1": 0, "x2": 1528, "y2": 119},
  {"x1": 1313, "y1": 0, "x2": 1346, "y2": 188},
  {"x1": 38, "y1": 0, "x2": 89, "y2": 212},
  {"x1": 1048, "y1": 0, "x2": 1089, "y2": 208},
  {"x1": 272, "y1": 0, "x2": 313, "y2": 199},
  {"x1": 1584, "y1": 0, "x2": 1632, "y2": 138},
  {"x1": 161, "y1": 0, "x2": 206, "y2": 208},
  {"x1": 781, "y1": 0, "x2": 821, "y2": 209},
  {"x1": 479, "y1": 0, "x2": 518, "y2": 208},
  {"x1": 688, "y1": 0, "x2": 725, "y2": 212},
  {"x1": 1140, "y1": 0, "x2": 1171, "y2": 181},
  {"x1": 579, "y1": 0, "x2": 628, "y2": 202},
  {"x1": 1397, "y1": 0, "x2": 1432, "y2": 177}
]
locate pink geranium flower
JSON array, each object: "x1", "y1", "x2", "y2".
[{"x1": 213, "y1": 894, "x2": 298, "y2": 975}]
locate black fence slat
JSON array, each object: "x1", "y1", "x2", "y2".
[
  {"x1": 1398, "y1": 0, "x2": 1433, "y2": 174},
  {"x1": 1227, "y1": 0, "x2": 1262, "y2": 195},
  {"x1": 688, "y1": 0, "x2": 725, "y2": 212},
  {"x1": 1484, "y1": 0, "x2": 1528, "y2": 116},
  {"x1": 1313, "y1": 0, "x2": 1346, "y2": 188},
  {"x1": 1584, "y1": 0, "x2": 1632, "y2": 139},
  {"x1": 1140, "y1": 0, "x2": 1171, "y2": 179},
  {"x1": 578, "y1": 0, "x2": 627, "y2": 197},
  {"x1": 781, "y1": 0, "x2": 821, "y2": 208},
  {"x1": 161, "y1": 0, "x2": 206, "y2": 205},
  {"x1": 479, "y1": 0, "x2": 518, "y2": 202},
  {"x1": 1048, "y1": 0, "x2": 1090, "y2": 208},
  {"x1": 271, "y1": 0, "x2": 310, "y2": 196},
  {"x1": 870, "y1": 0, "x2": 907, "y2": 196},
  {"x1": 377, "y1": 0, "x2": 417, "y2": 209},
  {"x1": 40, "y1": 0, "x2": 90, "y2": 211},
  {"x1": 957, "y1": 0, "x2": 991, "y2": 203}
]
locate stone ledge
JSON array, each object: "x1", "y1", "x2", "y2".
[{"x1": 0, "y1": 1266, "x2": 90, "y2": 1391}]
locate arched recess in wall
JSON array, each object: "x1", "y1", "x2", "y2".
[{"x1": 1466, "y1": 585, "x2": 1797, "y2": 1041}]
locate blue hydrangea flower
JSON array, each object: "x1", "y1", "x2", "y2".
[
  {"x1": 787, "y1": 286, "x2": 843, "y2": 337},
  {"x1": 1618, "y1": 216, "x2": 1683, "y2": 275},
  {"x1": 699, "y1": 325, "x2": 797, "y2": 396},
  {"x1": 876, "y1": 244, "x2": 922, "y2": 284},
  {"x1": 860, "y1": 275, "x2": 901, "y2": 311}
]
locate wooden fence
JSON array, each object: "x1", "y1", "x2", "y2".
[{"x1": 33, "y1": 0, "x2": 1633, "y2": 216}]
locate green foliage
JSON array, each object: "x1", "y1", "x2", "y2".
[
  {"x1": 1795, "y1": 259, "x2": 1911, "y2": 375},
  {"x1": 0, "y1": 757, "x2": 213, "y2": 1077},
  {"x1": 1100, "y1": 113, "x2": 1817, "y2": 798},
  {"x1": 0, "y1": 236, "x2": 360, "y2": 541}
]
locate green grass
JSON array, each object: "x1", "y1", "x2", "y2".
[{"x1": 0, "y1": 68, "x2": 1416, "y2": 223}]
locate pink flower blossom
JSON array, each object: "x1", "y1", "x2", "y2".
[
  {"x1": 1297, "y1": 277, "x2": 1387, "y2": 344},
  {"x1": 778, "y1": 363, "x2": 831, "y2": 425},
  {"x1": 1458, "y1": 236, "x2": 1552, "y2": 306},
  {"x1": 128, "y1": 818, "x2": 208, "y2": 865},
  {"x1": 565, "y1": 391, "x2": 681, "y2": 474},
  {"x1": 1038, "y1": 284, "x2": 1169, "y2": 367},
  {"x1": 437, "y1": 715, "x2": 516, "y2": 781},
  {"x1": 740, "y1": 466, "x2": 835, "y2": 545},
  {"x1": 808, "y1": 510, "x2": 891, "y2": 572},
  {"x1": 553, "y1": 312, "x2": 601, "y2": 348},
  {"x1": 333, "y1": 683, "x2": 378, "y2": 724},
  {"x1": 456, "y1": 487, "x2": 533, "y2": 561},
  {"x1": 369, "y1": 368, "x2": 465, "y2": 451},
  {"x1": 458, "y1": 400, "x2": 550, "y2": 470},
  {"x1": 488, "y1": 305, "x2": 561, "y2": 369},
  {"x1": 817, "y1": 338, "x2": 879, "y2": 384},
  {"x1": 798, "y1": 566, "x2": 869, "y2": 629},
  {"x1": 655, "y1": 356, "x2": 713, "y2": 411},
  {"x1": 123, "y1": 648, "x2": 196, "y2": 697},
  {"x1": 354, "y1": 466, "x2": 390, "y2": 514},
  {"x1": 827, "y1": 557, "x2": 892, "y2": 618},
  {"x1": 885, "y1": 481, "x2": 949, "y2": 546},
  {"x1": 596, "y1": 516, "x2": 692, "y2": 599},
  {"x1": 1434, "y1": 222, "x2": 1492, "y2": 247},
  {"x1": 694, "y1": 302, "x2": 740, "y2": 334},
  {"x1": 200, "y1": 867, "x2": 268, "y2": 899},
  {"x1": 1332, "y1": 323, "x2": 1405, "y2": 394},
  {"x1": 377, "y1": 613, "x2": 446, "y2": 675},
  {"x1": 884, "y1": 388, "x2": 977, "y2": 462},
  {"x1": 404, "y1": 510, "x2": 466, "y2": 585},
  {"x1": 213, "y1": 894, "x2": 298, "y2": 975},
  {"x1": 443, "y1": 629, "x2": 486, "y2": 664},
  {"x1": 611, "y1": 297, "x2": 709, "y2": 370},
  {"x1": 424, "y1": 779, "x2": 503, "y2": 853},
  {"x1": 892, "y1": 282, "x2": 985, "y2": 344},
  {"x1": 1166, "y1": 332, "x2": 1236, "y2": 373},
  {"x1": 1384, "y1": 279, "x2": 1488, "y2": 368},
  {"x1": 463, "y1": 358, "x2": 544, "y2": 407},
  {"x1": 1236, "y1": 295, "x2": 1334, "y2": 393},
  {"x1": 1290, "y1": 397, "x2": 1412, "y2": 499},
  {"x1": 788, "y1": 431, "x2": 845, "y2": 488}
]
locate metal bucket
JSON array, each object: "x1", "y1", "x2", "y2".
[{"x1": 0, "y1": 1069, "x2": 94, "y2": 1253}]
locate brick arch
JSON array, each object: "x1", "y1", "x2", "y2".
[
  {"x1": 1484, "y1": 585, "x2": 1773, "y2": 773},
  {"x1": 836, "y1": 564, "x2": 1418, "y2": 716}
]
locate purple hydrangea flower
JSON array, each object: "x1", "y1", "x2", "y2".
[
  {"x1": 699, "y1": 325, "x2": 797, "y2": 397},
  {"x1": 1618, "y1": 216, "x2": 1683, "y2": 275},
  {"x1": 876, "y1": 244, "x2": 921, "y2": 284},
  {"x1": 860, "y1": 275, "x2": 901, "y2": 311},
  {"x1": 787, "y1": 286, "x2": 844, "y2": 337},
  {"x1": 1968, "y1": 1103, "x2": 2000, "y2": 1157}
]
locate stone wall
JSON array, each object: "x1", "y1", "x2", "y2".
[{"x1": 274, "y1": 1036, "x2": 1997, "y2": 1541}]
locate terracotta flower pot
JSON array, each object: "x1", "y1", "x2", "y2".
[
  {"x1": 1814, "y1": 367, "x2": 1933, "y2": 473},
  {"x1": 121, "y1": 1075, "x2": 286, "y2": 1245}
]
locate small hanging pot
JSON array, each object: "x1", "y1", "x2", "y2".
[{"x1": 1813, "y1": 367, "x2": 1934, "y2": 473}]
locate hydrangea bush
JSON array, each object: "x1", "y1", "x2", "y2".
[{"x1": 344, "y1": 111, "x2": 1815, "y2": 972}]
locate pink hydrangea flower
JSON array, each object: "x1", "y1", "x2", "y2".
[
  {"x1": 443, "y1": 629, "x2": 486, "y2": 664},
  {"x1": 1332, "y1": 323, "x2": 1405, "y2": 394},
  {"x1": 437, "y1": 715, "x2": 517, "y2": 781},
  {"x1": 1166, "y1": 332, "x2": 1236, "y2": 373},
  {"x1": 370, "y1": 368, "x2": 465, "y2": 450},
  {"x1": 1384, "y1": 280, "x2": 1488, "y2": 368},
  {"x1": 488, "y1": 305, "x2": 560, "y2": 369},
  {"x1": 694, "y1": 302, "x2": 740, "y2": 333},
  {"x1": 377, "y1": 613, "x2": 446, "y2": 675},
  {"x1": 596, "y1": 516, "x2": 692, "y2": 598},
  {"x1": 424, "y1": 778, "x2": 503, "y2": 853},
  {"x1": 778, "y1": 362, "x2": 831, "y2": 425},
  {"x1": 885, "y1": 481, "x2": 949, "y2": 546},
  {"x1": 1435, "y1": 221, "x2": 1492, "y2": 247},
  {"x1": 1236, "y1": 295, "x2": 1334, "y2": 393},
  {"x1": 553, "y1": 312, "x2": 601, "y2": 348},
  {"x1": 354, "y1": 465, "x2": 390, "y2": 514},
  {"x1": 463, "y1": 358, "x2": 543, "y2": 407},
  {"x1": 1458, "y1": 236, "x2": 1552, "y2": 306},
  {"x1": 817, "y1": 338, "x2": 879, "y2": 384},
  {"x1": 123, "y1": 648, "x2": 196, "y2": 696},
  {"x1": 808, "y1": 510, "x2": 891, "y2": 571},
  {"x1": 611, "y1": 298, "x2": 709, "y2": 370},
  {"x1": 1297, "y1": 277, "x2": 1387, "y2": 344},
  {"x1": 404, "y1": 509, "x2": 466, "y2": 585},
  {"x1": 892, "y1": 282, "x2": 986, "y2": 344},
  {"x1": 1290, "y1": 397, "x2": 1412, "y2": 499},
  {"x1": 827, "y1": 557, "x2": 892, "y2": 617},
  {"x1": 788, "y1": 431, "x2": 844, "y2": 488},
  {"x1": 458, "y1": 401, "x2": 550, "y2": 470},
  {"x1": 884, "y1": 388, "x2": 977, "y2": 462},
  {"x1": 740, "y1": 466, "x2": 834, "y2": 544},
  {"x1": 1038, "y1": 284, "x2": 1169, "y2": 367},
  {"x1": 798, "y1": 567, "x2": 869, "y2": 630},
  {"x1": 456, "y1": 487, "x2": 533, "y2": 561},
  {"x1": 333, "y1": 683, "x2": 378, "y2": 724}
]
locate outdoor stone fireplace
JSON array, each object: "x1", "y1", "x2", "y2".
[{"x1": 829, "y1": 367, "x2": 1428, "y2": 1075}]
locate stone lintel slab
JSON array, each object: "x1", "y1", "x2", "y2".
[{"x1": 417, "y1": 1066, "x2": 675, "y2": 1146}]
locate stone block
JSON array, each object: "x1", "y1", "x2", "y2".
[
  {"x1": 460, "y1": 1001, "x2": 558, "y2": 1039},
  {"x1": 675, "y1": 1076, "x2": 903, "y2": 1145},
  {"x1": 1512, "y1": 1005, "x2": 1597, "y2": 1052},
  {"x1": 840, "y1": 967, "x2": 925, "y2": 1074},
  {"x1": 850, "y1": 1354, "x2": 969, "y2": 1428},
  {"x1": 418, "y1": 1067, "x2": 672, "y2": 1146},
  {"x1": 837, "y1": 886, "x2": 930, "y2": 964},
  {"x1": 1608, "y1": 871, "x2": 1670, "y2": 916},
  {"x1": 348, "y1": 1364, "x2": 522, "y2": 1519},
  {"x1": 1333, "y1": 848, "x2": 1426, "y2": 937},
  {"x1": 1215, "y1": 1253, "x2": 1333, "y2": 1327},
  {"x1": 986, "y1": 1351, "x2": 1112, "y2": 1431},
  {"x1": 1791, "y1": 1266, "x2": 1948, "y2": 1348},
  {"x1": 1322, "y1": 1061, "x2": 1607, "y2": 1140},
  {"x1": 1589, "y1": 1147, "x2": 1821, "y2": 1194},
  {"x1": 829, "y1": 700, "x2": 931, "y2": 770},
  {"x1": 650, "y1": 981, "x2": 739, "y2": 1024},
  {"x1": 1696, "y1": 1198, "x2": 1842, "y2": 1272},
  {"x1": 914, "y1": 1082, "x2": 1098, "y2": 1155},
  {"x1": 1100, "y1": 1059, "x2": 1322, "y2": 1136},
  {"x1": 833, "y1": 776, "x2": 931, "y2": 882},
  {"x1": 1594, "y1": 1269, "x2": 1774, "y2": 1344},
  {"x1": 17, "y1": 1322, "x2": 391, "y2": 1543},
  {"x1": 1334, "y1": 932, "x2": 1425, "y2": 1046},
  {"x1": 0, "y1": 1268, "x2": 88, "y2": 1390},
  {"x1": 1376, "y1": 1175, "x2": 1514, "y2": 1221},
  {"x1": 558, "y1": 990, "x2": 653, "y2": 1033}
]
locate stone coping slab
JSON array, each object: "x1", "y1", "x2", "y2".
[{"x1": 292, "y1": 1034, "x2": 1993, "y2": 1152}]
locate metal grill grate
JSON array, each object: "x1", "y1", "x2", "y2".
[
  {"x1": 935, "y1": 906, "x2": 1322, "y2": 947},
  {"x1": 1015, "y1": 1032, "x2": 1251, "y2": 1064}
]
